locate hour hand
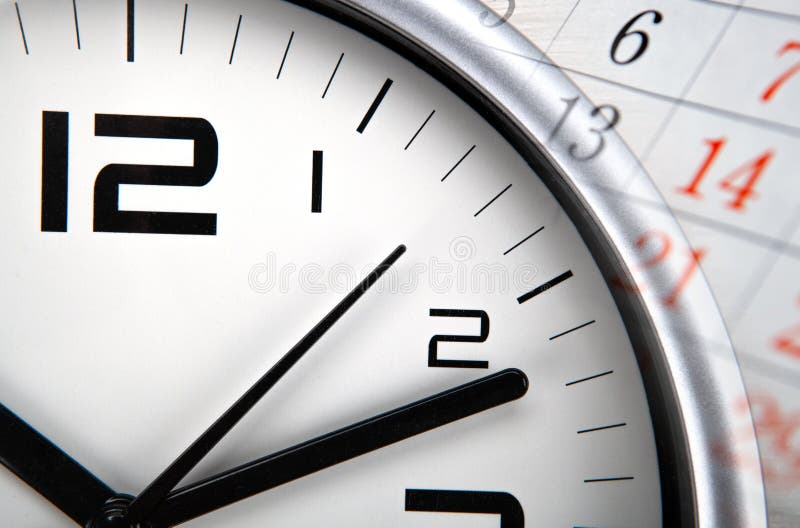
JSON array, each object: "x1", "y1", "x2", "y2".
[
  {"x1": 148, "y1": 368, "x2": 529, "y2": 527},
  {"x1": 0, "y1": 403, "x2": 116, "y2": 526}
]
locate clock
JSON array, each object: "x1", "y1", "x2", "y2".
[{"x1": 0, "y1": 1, "x2": 767, "y2": 527}]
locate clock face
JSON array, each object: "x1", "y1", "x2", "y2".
[{"x1": 0, "y1": 1, "x2": 664, "y2": 527}]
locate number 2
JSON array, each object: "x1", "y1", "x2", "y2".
[
  {"x1": 94, "y1": 114, "x2": 218, "y2": 234},
  {"x1": 429, "y1": 309, "x2": 490, "y2": 368}
]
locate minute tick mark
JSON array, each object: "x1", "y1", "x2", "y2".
[
  {"x1": 565, "y1": 370, "x2": 614, "y2": 387},
  {"x1": 549, "y1": 320, "x2": 595, "y2": 340},
  {"x1": 276, "y1": 31, "x2": 294, "y2": 79},
  {"x1": 179, "y1": 3, "x2": 188, "y2": 54},
  {"x1": 357, "y1": 78, "x2": 393, "y2": 133},
  {"x1": 404, "y1": 110, "x2": 435, "y2": 150},
  {"x1": 577, "y1": 422, "x2": 626, "y2": 434},
  {"x1": 441, "y1": 145, "x2": 475, "y2": 182},
  {"x1": 517, "y1": 270, "x2": 573, "y2": 304},
  {"x1": 72, "y1": 0, "x2": 81, "y2": 50},
  {"x1": 322, "y1": 53, "x2": 344, "y2": 98},
  {"x1": 15, "y1": 2, "x2": 29, "y2": 55},
  {"x1": 504, "y1": 226, "x2": 544, "y2": 255},
  {"x1": 228, "y1": 15, "x2": 242, "y2": 65},
  {"x1": 474, "y1": 183, "x2": 512, "y2": 217}
]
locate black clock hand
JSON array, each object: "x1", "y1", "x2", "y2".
[
  {"x1": 147, "y1": 368, "x2": 528, "y2": 527},
  {"x1": 0, "y1": 403, "x2": 116, "y2": 526},
  {"x1": 126, "y1": 244, "x2": 407, "y2": 522}
]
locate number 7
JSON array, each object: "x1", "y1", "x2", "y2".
[{"x1": 761, "y1": 40, "x2": 800, "y2": 103}]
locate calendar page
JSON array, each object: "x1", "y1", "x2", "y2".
[{"x1": 480, "y1": 0, "x2": 799, "y2": 525}]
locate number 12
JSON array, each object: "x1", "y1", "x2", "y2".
[{"x1": 41, "y1": 111, "x2": 218, "y2": 235}]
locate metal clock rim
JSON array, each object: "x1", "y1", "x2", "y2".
[{"x1": 288, "y1": 0, "x2": 768, "y2": 526}]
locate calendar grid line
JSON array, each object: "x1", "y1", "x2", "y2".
[
  {"x1": 590, "y1": 183, "x2": 800, "y2": 259},
  {"x1": 486, "y1": 44, "x2": 800, "y2": 256},
  {"x1": 542, "y1": 0, "x2": 581, "y2": 55},
  {"x1": 691, "y1": 0, "x2": 800, "y2": 23},
  {"x1": 521, "y1": 0, "x2": 582, "y2": 86},
  {"x1": 504, "y1": 3, "x2": 800, "y2": 525},
  {"x1": 736, "y1": 348, "x2": 800, "y2": 388},
  {"x1": 634, "y1": 1, "x2": 742, "y2": 166},
  {"x1": 485, "y1": 47, "x2": 800, "y2": 138},
  {"x1": 727, "y1": 206, "x2": 800, "y2": 327},
  {"x1": 695, "y1": 335, "x2": 800, "y2": 388}
]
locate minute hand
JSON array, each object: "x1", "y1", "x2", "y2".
[
  {"x1": 149, "y1": 368, "x2": 529, "y2": 527},
  {"x1": 126, "y1": 244, "x2": 406, "y2": 523}
]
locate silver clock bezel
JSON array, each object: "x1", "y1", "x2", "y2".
[{"x1": 291, "y1": 0, "x2": 768, "y2": 526}]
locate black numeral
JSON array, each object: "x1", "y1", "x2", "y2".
[
  {"x1": 428, "y1": 309, "x2": 489, "y2": 369},
  {"x1": 550, "y1": 96, "x2": 620, "y2": 161},
  {"x1": 40, "y1": 112, "x2": 218, "y2": 235},
  {"x1": 127, "y1": 0, "x2": 134, "y2": 62},
  {"x1": 406, "y1": 489, "x2": 523, "y2": 527},
  {"x1": 478, "y1": 0, "x2": 516, "y2": 28},
  {"x1": 311, "y1": 150, "x2": 323, "y2": 213},
  {"x1": 93, "y1": 114, "x2": 217, "y2": 235},
  {"x1": 610, "y1": 10, "x2": 663, "y2": 65},
  {"x1": 41, "y1": 111, "x2": 69, "y2": 232}
]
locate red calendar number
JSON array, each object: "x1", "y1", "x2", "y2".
[
  {"x1": 774, "y1": 324, "x2": 800, "y2": 358},
  {"x1": 761, "y1": 40, "x2": 800, "y2": 103},
  {"x1": 745, "y1": 394, "x2": 800, "y2": 487},
  {"x1": 715, "y1": 394, "x2": 800, "y2": 488},
  {"x1": 773, "y1": 295, "x2": 800, "y2": 358},
  {"x1": 613, "y1": 231, "x2": 706, "y2": 308},
  {"x1": 677, "y1": 137, "x2": 774, "y2": 211},
  {"x1": 663, "y1": 247, "x2": 706, "y2": 307}
]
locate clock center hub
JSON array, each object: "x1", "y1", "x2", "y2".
[{"x1": 86, "y1": 495, "x2": 147, "y2": 528}]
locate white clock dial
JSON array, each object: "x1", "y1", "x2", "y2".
[{"x1": 0, "y1": 1, "x2": 667, "y2": 527}]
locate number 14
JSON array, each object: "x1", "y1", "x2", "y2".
[{"x1": 676, "y1": 137, "x2": 774, "y2": 212}]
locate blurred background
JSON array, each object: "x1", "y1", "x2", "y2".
[{"x1": 477, "y1": 0, "x2": 799, "y2": 525}]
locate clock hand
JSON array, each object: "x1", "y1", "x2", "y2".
[
  {"x1": 0, "y1": 403, "x2": 116, "y2": 526},
  {"x1": 147, "y1": 368, "x2": 529, "y2": 527},
  {"x1": 126, "y1": 244, "x2": 407, "y2": 522}
]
